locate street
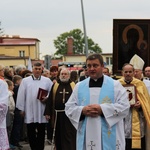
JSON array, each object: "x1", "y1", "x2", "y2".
[{"x1": 18, "y1": 140, "x2": 52, "y2": 150}]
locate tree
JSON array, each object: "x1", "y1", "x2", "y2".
[
  {"x1": 54, "y1": 29, "x2": 102, "y2": 56},
  {"x1": 0, "y1": 22, "x2": 4, "y2": 36}
]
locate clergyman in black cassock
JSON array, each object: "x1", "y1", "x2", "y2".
[{"x1": 44, "y1": 68, "x2": 76, "y2": 150}]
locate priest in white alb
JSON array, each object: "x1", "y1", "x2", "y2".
[{"x1": 65, "y1": 53, "x2": 130, "y2": 150}]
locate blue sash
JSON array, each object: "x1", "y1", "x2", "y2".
[{"x1": 77, "y1": 76, "x2": 116, "y2": 150}]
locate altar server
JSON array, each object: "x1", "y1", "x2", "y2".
[{"x1": 16, "y1": 62, "x2": 53, "y2": 150}]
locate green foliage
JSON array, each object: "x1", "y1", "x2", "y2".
[
  {"x1": 0, "y1": 22, "x2": 4, "y2": 36},
  {"x1": 54, "y1": 29, "x2": 102, "y2": 55}
]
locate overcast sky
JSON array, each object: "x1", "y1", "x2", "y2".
[{"x1": 1, "y1": 0, "x2": 150, "y2": 58}]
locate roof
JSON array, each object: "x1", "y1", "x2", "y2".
[{"x1": 0, "y1": 36, "x2": 40, "y2": 46}]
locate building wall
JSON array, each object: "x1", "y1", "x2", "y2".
[
  {"x1": 0, "y1": 36, "x2": 40, "y2": 67},
  {"x1": 102, "y1": 53, "x2": 113, "y2": 73},
  {"x1": 63, "y1": 55, "x2": 86, "y2": 62},
  {"x1": 61, "y1": 53, "x2": 113, "y2": 73},
  {"x1": 51, "y1": 59, "x2": 62, "y2": 66},
  {"x1": 0, "y1": 45, "x2": 36, "y2": 59},
  {"x1": 0, "y1": 59, "x2": 27, "y2": 67}
]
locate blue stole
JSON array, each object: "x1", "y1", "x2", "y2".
[{"x1": 77, "y1": 76, "x2": 116, "y2": 150}]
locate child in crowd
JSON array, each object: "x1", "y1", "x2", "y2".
[
  {"x1": 5, "y1": 79, "x2": 15, "y2": 149},
  {"x1": 9, "y1": 75, "x2": 23, "y2": 149}
]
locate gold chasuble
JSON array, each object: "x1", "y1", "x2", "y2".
[{"x1": 119, "y1": 77, "x2": 150, "y2": 149}]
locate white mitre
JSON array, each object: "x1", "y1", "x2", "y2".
[{"x1": 129, "y1": 54, "x2": 145, "y2": 70}]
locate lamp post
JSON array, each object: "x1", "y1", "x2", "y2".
[{"x1": 81, "y1": 0, "x2": 88, "y2": 57}]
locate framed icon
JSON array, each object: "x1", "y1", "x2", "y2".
[
  {"x1": 123, "y1": 84, "x2": 137, "y2": 106},
  {"x1": 113, "y1": 19, "x2": 150, "y2": 75}
]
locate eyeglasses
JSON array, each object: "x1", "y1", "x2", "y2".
[{"x1": 145, "y1": 70, "x2": 150, "y2": 72}]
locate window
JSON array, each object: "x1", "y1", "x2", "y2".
[
  {"x1": 110, "y1": 57, "x2": 113, "y2": 65},
  {"x1": 106, "y1": 57, "x2": 112, "y2": 65},
  {"x1": 19, "y1": 51, "x2": 25, "y2": 57}
]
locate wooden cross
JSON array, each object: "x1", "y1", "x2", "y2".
[
  {"x1": 59, "y1": 88, "x2": 69, "y2": 103},
  {"x1": 88, "y1": 141, "x2": 95, "y2": 150}
]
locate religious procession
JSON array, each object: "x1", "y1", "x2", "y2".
[{"x1": 1, "y1": 53, "x2": 150, "y2": 150}]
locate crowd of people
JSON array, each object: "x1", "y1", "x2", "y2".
[{"x1": 0, "y1": 53, "x2": 150, "y2": 150}]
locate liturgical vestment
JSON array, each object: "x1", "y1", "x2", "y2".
[
  {"x1": 65, "y1": 75, "x2": 130, "y2": 150},
  {"x1": 119, "y1": 77, "x2": 150, "y2": 150},
  {"x1": 16, "y1": 75, "x2": 53, "y2": 123},
  {"x1": 0, "y1": 79, "x2": 9, "y2": 150},
  {"x1": 44, "y1": 79, "x2": 76, "y2": 150}
]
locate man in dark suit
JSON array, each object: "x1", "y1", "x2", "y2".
[{"x1": 79, "y1": 67, "x2": 89, "y2": 81}]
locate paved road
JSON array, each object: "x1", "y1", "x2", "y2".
[{"x1": 17, "y1": 140, "x2": 52, "y2": 150}]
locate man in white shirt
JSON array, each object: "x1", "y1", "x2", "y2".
[{"x1": 16, "y1": 62, "x2": 53, "y2": 150}]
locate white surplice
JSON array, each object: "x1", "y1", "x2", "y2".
[
  {"x1": 0, "y1": 79, "x2": 9, "y2": 150},
  {"x1": 16, "y1": 75, "x2": 53, "y2": 123},
  {"x1": 65, "y1": 77, "x2": 130, "y2": 150},
  {"x1": 143, "y1": 79, "x2": 150, "y2": 150},
  {"x1": 143, "y1": 79, "x2": 150, "y2": 94}
]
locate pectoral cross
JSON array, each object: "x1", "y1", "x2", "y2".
[
  {"x1": 59, "y1": 88, "x2": 69, "y2": 103},
  {"x1": 88, "y1": 141, "x2": 95, "y2": 150}
]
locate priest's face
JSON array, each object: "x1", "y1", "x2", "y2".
[
  {"x1": 86, "y1": 59, "x2": 104, "y2": 79},
  {"x1": 122, "y1": 64, "x2": 134, "y2": 82},
  {"x1": 32, "y1": 66, "x2": 43, "y2": 78},
  {"x1": 134, "y1": 69, "x2": 142, "y2": 80},
  {"x1": 59, "y1": 69, "x2": 70, "y2": 82},
  {"x1": 144, "y1": 67, "x2": 150, "y2": 78}
]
